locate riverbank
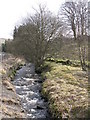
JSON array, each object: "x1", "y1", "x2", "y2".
[
  {"x1": 1, "y1": 54, "x2": 89, "y2": 119},
  {"x1": 41, "y1": 62, "x2": 89, "y2": 119},
  {"x1": 0, "y1": 54, "x2": 26, "y2": 118},
  {"x1": 13, "y1": 63, "x2": 50, "y2": 118}
]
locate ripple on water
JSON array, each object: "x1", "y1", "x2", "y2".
[
  {"x1": 13, "y1": 64, "x2": 49, "y2": 118},
  {"x1": 28, "y1": 109, "x2": 47, "y2": 118}
]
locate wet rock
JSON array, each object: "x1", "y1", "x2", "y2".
[
  {"x1": 21, "y1": 109, "x2": 25, "y2": 112},
  {"x1": 37, "y1": 105, "x2": 44, "y2": 109},
  {"x1": 34, "y1": 79, "x2": 43, "y2": 83}
]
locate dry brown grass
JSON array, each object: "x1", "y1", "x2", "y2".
[
  {"x1": 2, "y1": 97, "x2": 19, "y2": 105},
  {"x1": 42, "y1": 62, "x2": 88, "y2": 118},
  {"x1": 0, "y1": 54, "x2": 26, "y2": 118},
  {"x1": 3, "y1": 80, "x2": 15, "y2": 92},
  {"x1": 2, "y1": 105, "x2": 25, "y2": 118}
]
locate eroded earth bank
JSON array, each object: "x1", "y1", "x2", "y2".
[{"x1": 0, "y1": 54, "x2": 50, "y2": 119}]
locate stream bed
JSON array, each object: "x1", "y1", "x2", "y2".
[{"x1": 12, "y1": 63, "x2": 50, "y2": 118}]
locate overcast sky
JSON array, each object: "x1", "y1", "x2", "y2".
[{"x1": 0, "y1": 0, "x2": 65, "y2": 39}]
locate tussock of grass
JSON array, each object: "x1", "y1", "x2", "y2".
[
  {"x1": 2, "y1": 97, "x2": 19, "y2": 105},
  {"x1": 1, "y1": 54, "x2": 26, "y2": 118},
  {"x1": 0, "y1": 69, "x2": 6, "y2": 74},
  {"x1": 2, "y1": 105, "x2": 24, "y2": 117},
  {"x1": 3, "y1": 80, "x2": 15, "y2": 92},
  {"x1": 42, "y1": 62, "x2": 88, "y2": 118}
]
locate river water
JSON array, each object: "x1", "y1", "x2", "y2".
[{"x1": 12, "y1": 63, "x2": 50, "y2": 118}]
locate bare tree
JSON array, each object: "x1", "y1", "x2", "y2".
[
  {"x1": 61, "y1": 0, "x2": 88, "y2": 71},
  {"x1": 10, "y1": 4, "x2": 62, "y2": 70}
]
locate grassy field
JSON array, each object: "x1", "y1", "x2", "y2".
[{"x1": 41, "y1": 61, "x2": 89, "y2": 119}]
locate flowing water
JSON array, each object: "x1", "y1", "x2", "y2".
[{"x1": 12, "y1": 63, "x2": 50, "y2": 118}]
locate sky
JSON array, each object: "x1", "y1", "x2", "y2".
[{"x1": 0, "y1": 0, "x2": 65, "y2": 39}]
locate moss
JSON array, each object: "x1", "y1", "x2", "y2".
[{"x1": 46, "y1": 57, "x2": 55, "y2": 62}]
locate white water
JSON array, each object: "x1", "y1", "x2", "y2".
[{"x1": 12, "y1": 63, "x2": 49, "y2": 118}]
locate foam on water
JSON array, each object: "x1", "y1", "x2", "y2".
[{"x1": 12, "y1": 64, "x2": 49, "y2": 118}]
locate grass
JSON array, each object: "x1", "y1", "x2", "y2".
[
  {"x1": 41, "y1": 61, "x2": 88, "y2": 118},
  {"x1": 1, "y1": 54, "x2": 26, "y2": 118},
  {"x1": 2, "y1": 105, "x2": 24, "y2": 117},
  {"x1": 2, "y1": 97, "x2": 19, "y2": 105},
  {"x1": 3, "y1": 80, "x2": 15, "y2": 92}
]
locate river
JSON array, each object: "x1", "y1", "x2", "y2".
[{"x1": 12, "y1": 63, "x2": 50, "y2": 118}]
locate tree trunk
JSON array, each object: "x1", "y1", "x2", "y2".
[{"x1": 78, "y1": 45, "x2": 86, "y2": 71}]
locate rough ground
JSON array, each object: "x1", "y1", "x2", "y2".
[
  {"x1": 42, "y1": 62, "x2": 89, "y2": 119},
  {"x1": 0, "y1": 54, "x2": 26, "y2": 118}
]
